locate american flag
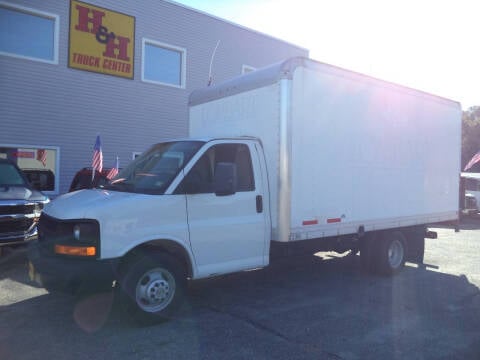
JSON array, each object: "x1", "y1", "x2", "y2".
[
  {"x1": 37, "y1": 149, "x2": 47, "y2": 167},
  {"x1": 106, "y1": 156, "x2": 119, "y2": 180},
  {"x1": 92, "y1": 135, "x2": 103, "y2": 181},
  {"x1": 464, "y1": 150, "x2": 480, "y2": 171}
]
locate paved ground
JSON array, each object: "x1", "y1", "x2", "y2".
[{"x1": 0, "y1": 220, "x2": 479, "y2": 360}]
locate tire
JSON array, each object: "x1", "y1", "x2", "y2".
[
  {"x1": 118, "y1": 252, "x2": 186, "y2": 325},
  {"x1": 375, "y1": 231, "x2": 407, "y2": 276}
]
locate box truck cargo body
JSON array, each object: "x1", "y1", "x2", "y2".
[
  {"x1": 28, "y1": 57, "x2": 461, "y2": 324},
  {"x1": 189, "y1": 57, "x2": 461, "y2": 243}
]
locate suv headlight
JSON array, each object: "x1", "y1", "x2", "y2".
[
  {"x1": 33, "y1": 198, "x2": 50, "y2": 218},
  {"x1": 33, "y1": 203, "x2": 42, "y2": 218}
]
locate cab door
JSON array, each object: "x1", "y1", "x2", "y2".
[{"x1": 178, "y1": 141, "x2": 269, "y2": 278}]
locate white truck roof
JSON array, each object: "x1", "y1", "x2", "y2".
[{"x1": 189, "y1": 56, "x2": 460, "y2": 108}]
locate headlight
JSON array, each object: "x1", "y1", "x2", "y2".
[
  {"x1": 72, "y1": 222, "x2": 100, "y2": 243},
  {"x1": 73, "y1": 224, "x2": 81, "y2": 241},
  {"x1": 33, "y1": 203, "x2": 42, "y2": 218},
  {"x1": 33, "y1": 198, "x2": 49, "y2": 218}
]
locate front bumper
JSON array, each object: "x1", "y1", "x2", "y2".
[{"x1": 27, "y1": 240, "x2": 119, "y2": 292}]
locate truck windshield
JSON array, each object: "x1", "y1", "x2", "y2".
[
  {"x1": 0, "y1": 163, "x2": 28, "y2": 187},
  {"x1": 103, "y1": 141, "x2": 204, "y2": 194}
]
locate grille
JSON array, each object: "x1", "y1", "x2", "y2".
[
  {"x1": 0, "y1": 217, "x2": 35, "y2": 234},
  {"x1": 0, "y1": 204, "x2": 36, "y2": 216},
  {"x1": 0, "y1": 202, "x2": 37, "y2": 236}
]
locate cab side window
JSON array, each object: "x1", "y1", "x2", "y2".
[
  {"x1": 234, "y1": 144, "x2": 254, "y2": 191},
  {"x1": 178, "y1": 143, "x2": 254, "y2": 194}
]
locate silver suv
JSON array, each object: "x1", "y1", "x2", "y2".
[{"x1": 0, "y1": 159, "x2": 49, "y2": 248}]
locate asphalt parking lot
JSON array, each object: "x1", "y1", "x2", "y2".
[{"x1": 0, "y1": 220, "x2": 479, "y2": 360}]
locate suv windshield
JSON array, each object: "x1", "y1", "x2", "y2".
[
  {"x1": 104, "y1": 141, "x2": 204, "y2": 194},
  {"x1": 0, "y1": 162, "x2": 29, "y2": 187}
]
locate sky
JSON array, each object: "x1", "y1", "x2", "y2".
[{"x1": 173, "y1": 0, "x2": 479, "y2": 110}]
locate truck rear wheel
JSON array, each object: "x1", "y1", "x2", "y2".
[
  {"x1": 118, "y1": 252, "x2": 186, "y2": 325},
  {"x1": 376, "y1": 231, "x2": 407, "y2": 275}
]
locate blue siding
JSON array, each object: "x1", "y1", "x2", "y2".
[{"x1": 0, "y1": 0, "x2": 308, "y2": 194}]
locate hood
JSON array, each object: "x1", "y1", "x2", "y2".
[
  {"x1": 44, "y1": 189, "x2": 137, "y2": 219},
  {"x1": 0, "y1": 185, "x2": 48, "y2": 202}
]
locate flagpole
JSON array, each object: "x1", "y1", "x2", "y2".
[{"x1": 92, "y1": 135, "x2": 103, "y2": 183}]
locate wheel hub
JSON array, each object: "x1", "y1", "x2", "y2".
[
  {"x1": 388, "y1": 239, "x2": 404, "y2": 268},
  {"x1": 147, "y1": 279, "x2": 169, "y2": 303},
  {"x1": 135, "y1": 268, "x2": 176, "y2": 312}
]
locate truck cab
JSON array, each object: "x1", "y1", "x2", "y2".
[{"x1": 29, "y1": 138, "x2": 270, "y2": 323}]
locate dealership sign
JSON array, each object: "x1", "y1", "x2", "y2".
[{"x1": 69, "y1": 1, "x2": 135, "y2": 79}]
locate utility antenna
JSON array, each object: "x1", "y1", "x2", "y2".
[{"x1": 208, "y1": 40, "x2": 220, "y2": 86}]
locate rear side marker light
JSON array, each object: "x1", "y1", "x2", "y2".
[
  {"x1": 327, "y1": 218, "x2": 342, "y2": 223},
  {"x1": 55, "y1": 245, "x2": 96, "y2": 257}
]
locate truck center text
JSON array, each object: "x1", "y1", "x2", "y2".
[{"x1": 72, "y1": 53, "x2": 131, "y2": 74}]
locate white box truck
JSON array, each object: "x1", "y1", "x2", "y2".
[{"x1": 28, "y1": 57, "x2": 461, "y2": 324}]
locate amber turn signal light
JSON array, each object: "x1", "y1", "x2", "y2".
[{"x1": 54, "y1": 244, "x2": 96, "y2": 256}]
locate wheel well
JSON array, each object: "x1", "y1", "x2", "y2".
[
  {"x1": 360, "y1": 226, "x2": 427, "y2": 274},
  {"x1": 118, "y1": 240, "x2": 193, "y2": 279}
]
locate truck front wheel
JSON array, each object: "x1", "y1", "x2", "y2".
[
  {"x1": 118, "y1": 252, "x2": 186, "y2": 325},
  {"x1": 376, "y1": 231, "x2": 407, "y2": 275}
]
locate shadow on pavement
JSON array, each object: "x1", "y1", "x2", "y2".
[
  {"x1": 1, "y1": 251, "x2": 479, "y2": 360},
  {"x1": 0, "y1": 246, "x2": 28, "y2": 273}
]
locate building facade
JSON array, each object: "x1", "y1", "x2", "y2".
[{"x1": 0, "y1": 0, "x2": 308, "y2": 195}]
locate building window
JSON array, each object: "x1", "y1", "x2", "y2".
[
  {"x1": 0, "y1": 145, "x2": 60, "y2": 195},
  {"x1": 142, "y1": 39, "x2": 186, "y2": 88},
  {"x1": 242, "y1": 65, "x2": 256, "y2": 74},
  {"x1": 0, "y1": 2, "x2": 59, "y2": 64}
]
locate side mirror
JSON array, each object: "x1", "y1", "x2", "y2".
[{"x1": 213, "y1": 162, "x2": 237, "y2": 196}]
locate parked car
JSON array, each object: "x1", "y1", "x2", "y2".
[
  {"x1": 0, "y1": 158, "x2": 49, "y2": 249},
  {"x1": 69, "y1": 167, "x2": 116, "y2": 192}
]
